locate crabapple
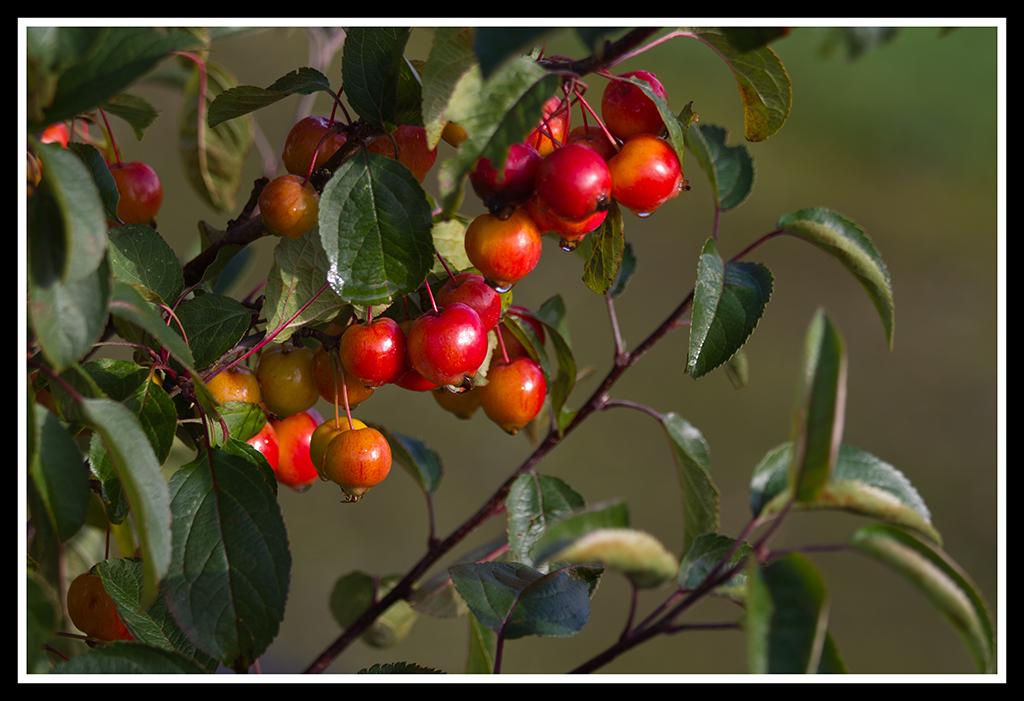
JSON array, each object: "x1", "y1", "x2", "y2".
[
  {"x1": 469, "y1": 142, "x2": 542, "y2": 218},
  {"x1": 66, "y1": 572, "x2": 135, "y2": 642},
  {"x1": 601, "y1": 70, "x2": 669, "y2": 142},
  {"x1": 323, "y1": 426, "x2": 393, "y2": 501},
  {"x1": 525, "y1": 195, "x2": 608, "y2": 250},
  {"x1": 281, "y1": 115, "x2": 348, "y2": 176},
  {"x1": 255, "y1": 344, "x2": 319, "y2": 418},
  {"x1": 270, "y1": 408, "x2": 324, "y2": 491},
  {"x1": 338, "y1": 317, "x2": 408, "y2": 387},
  {"x1": 525, "y1": 96, "x2": 569, "y2": 157},
  {"x1": 432, "y1": 385, "x2": 481, "y2": 419},
  {"x1": 311, "y1": 346, "x2": 376, "y2": 408},
  {"x1": 565, "y1": 125, "x2": 618, "y2": 162},
  {"x1": 366, "y1": 125, "x2": 437, "y2": 183},
  {"x1": 498, "y1": 305, "x2": 546, "y2": 360},
  {"x1": 608, "y1": 133, "x2": 685, "y2": 217},
  {"x1": 204, "y1": 365, "x2": 261, "y2": 405},
  {"x1": 258, "y1": 174, "x2": 320, "y2": 240},
  {"x1": 309, "y1": 417, "x2": 367, "y2": 477},
  {"x1": 477, "y1": 356, "x2": 547, "y2": 434},
  {"x1": 436, "y1": 272, "x2": 502, "y2": 332},
  {"x1": 463, "y1": 209, "x2": 543, "y2": 292},
  {"x1": 534, "y1": 144, "x2": 612, "y2": 222},
  {"x1": 247, "y1": 420, "x2": 279, "y2": 471},
  {"x1": 405, "y1": 303, "x2": 488, "y2": 389},
  {"x1": 108, "y1": 161, "x2": 163, "y2": 225}
]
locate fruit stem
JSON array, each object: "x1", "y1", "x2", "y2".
[
  {"x1": 496, "y1": 323, "x2": 510, "y2": 365},
  {"x1": 436, "y1": 253, "x2": 457, "y2": 285},
  {"x1": 422, "y1": 279, "x2": 440, "y2": 314},
  {"x1": 99, "y1": 109, "x2": 122, "y2": 166}
]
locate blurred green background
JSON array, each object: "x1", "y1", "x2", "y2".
[{"x1": 103, "y1": 25, "x2": 999, "y2": 675}]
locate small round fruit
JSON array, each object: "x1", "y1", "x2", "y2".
[
  {"x1": 525, "y1": 194, "x2": 608, "y2": 249},
  {"x1": 256, "y1": 344, "x2": 319, "y2": 418},
  {"x1": 534, "y1": 144, "x2": 612, "y2": 221},
  {"x1": 281, "y1": 115, "x2": 348, "y2": 176},
  {"x1": 311, "y1": 346, "x2": 376, "y2": 408},
  {"x1": 309, "y1": 417, "x2": 367, "y2": 476},
  {"x1": 67, "y1": 572, "x2": 135, "y2": 642},
  {"x1": 601, "y1": 70, "x2": 669, "y2": 142},
  {"x1": 463, "y1": 209, "x2": 543, "y2": 292},
  {"x1": 608, "y1": 133, "x2": 684, "y2": 217},
  {"x1": 441, "y1": 121, "x2": 468, "y2": 148},
  {"x1": 41, "y1": 122, "x2": 71, "y2": 148},
  {"x1": 259, "y1": 174, "x2": 320, "y2": 239},
  {"x1": 270, "y1": 408, "x2": 324, "y2": 491},
  {"x1": 432, "y1": 385, "x2": 481, "y2": 419},
  {"x1": 247, "y1": 420, "x2": 280, "y2": 470},
  {"x1": 565, "y1": 125, "x2": 619, "y2": 162},
  {"x1": 436, "y1": 272, "x2": 502, "y2": 332},
  {"x1": 366, "y1": 125, "x2": 437, "y2": 183},
  {"x1": 205, "y1": 365, "x2": 261, "y2": 405},
  {"x1": 406, "y1": 303, "x2": 489, "y2": 388},
  {"x1": 108, "y1": 161, "x2": 163, "y2": 225},
  {"x1": 477, "y1": 356, "x2": 547, "y2": 434},
  {"x1": 338, "y1": 317, "x2": 408, "y2": 387},
  {"x1": 525, "y1": 96, "x2": 569, "y2": 157},
  {"x1": 469, "y1": 142, "x2": 542, "y2": 218},
  {"x1": 323, "y1": 426, "x2": 393, "y2": 500}
]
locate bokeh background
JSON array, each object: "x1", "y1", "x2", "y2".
[{"x1": 89, "y1": 24, "x2": 1000, "y2": 675}]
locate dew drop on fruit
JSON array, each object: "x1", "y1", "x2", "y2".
[
  {"x1": 491, "y1": 281, "x2": 514, "y2": 294},
  {"x1": 445, "y1": 382, "x2": 471, "y2": 395},
  {"x1": 635, "y1": 211, "x2": 652, "y2": 218}
]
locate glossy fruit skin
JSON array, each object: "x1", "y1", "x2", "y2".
[
  {"x1": 393, "y1": 366, "x2": 439, "y2": 392},
  {"x1": 41, "y1": 122, "x2": 71, "y2": 147},
  {"x1": 259, "y1": 174, "x2": 320, "y2": 240},
  {"x1": 247, "y1": 420, "x2": 280, "y2": 471},
  {"x1": 477, "y1": 356, "x2": 547, "y2": 434},
  {"x1": 270, "y1": 408, "x2": 324, "y2": 491},
  {"x1": 67, "y1": 572, "x2": 135, "y2": 642},
  {"x1": 469, "y1": 142, "x2": 542, "y2": 217},
  {"x1": 256, "y1": 344, "x2": 320, "y2": 418},
  {"x1": 463, "y1": 209, "x2": 543, "y2": 292},
  {"x1": 565, "y1": 125, "x2": 619, "y2": 162},
  {"x1": 601, "y1": 70, "x2": 669, "y2": 142},
  {"x1": 281, "y1": 116, "x2": 348, "y2": 176},
  {"x1": 608, "y1": 134, "x2": 684, "y2": 216},
  {"x1": 525, "y1": 96, "x2": 569, "y2": 157},
  {"x1": 323, "y1": 426, "x2": 392, "y2": 500},
  {"x1": 436, "y1": 272, "x2": 502, "y2": 332},
  {"x1": 534, "y1": 144, "x2": 612, "y2": 221},
  {"x1": 109, "y1": 161, "x2": 163, "y2": 225},
  {"x1": 338, "y1": 318, "x2": 408, "y2": 387},
  {"x1": 406, "y1": 303, "x2": 488, "y2": 388},
  {"x1": 525, "y1": 194, "x2": 608, "y2": 247},
  {"x1": 205, "y1": 365, "x2": 261, "y2": 405},
  {"x1": 432, "y1": 385, "x2": 481, "y2": 419},
  {"x1": 309, "y1": 417, "x2": 367, "y2": 477},
  {"x1": 311, "y1": 346, "x2": 376, "y2": 408},
  {"x1": 366, "y1": 125, "x2": 437, "y2": 183}
]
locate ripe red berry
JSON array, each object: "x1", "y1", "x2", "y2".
[
  {"x1": 469, "y1": 142, "x2": 542, "y2": 218},
  {"x1": 281, "y1": 115, "x2": 348, "y2": 177},
  {"x1": 66, "y1": 572, "x2": 135, "y2": 642},
  {"x1": 436, "y1": 272, "x2": 502, "y2": 332},
  {"x1": 366, "y1": 125, "x2": 437, "y2": 183},
  {"x1": 525, "y1": 195, "x2": 608, "y2": 250},
  {"x1": 258, "y1": 174, "x2": 320, "y2": 240},
  {"x1": 608, "y1": 133, "x2": 685, "y2": 217},
  {"x1": 477, "y1": 356, "x2": 547, "y2": 434},
  {"x1": 323, "y1": 426, "x2": 393, "y2": 501},
  {"x1": 600, "y1": 70, "x2": 669, "y2": 142},
  {"x1": 309, "y1": 417, "x2": 367, "y2": 477},
  {"x1": 311, "y1": 346, "x2": 376, "y2": 408},
  {"x1": 247, "y1": 420, "x2": 280, "y2": 471},
  {"x1": 463, "y1": 209, "x2": 543, "y2": 292},
  {"x1": 525, "y1": 96, "x2": 569, "y2": 157},
  {"x1": 337, "y1": 317, "x2": 408, "y2": 387},
  {"x1": 406, "y1": 303, "x2": 488, "y2": 388},
  {"x1": 108, "y1": 161, "x2": 163, "y2": 225},
  {"x1": 270, "y1": 408, "x2": 324, "y2": 491},
  {"x1": 565, "y1": 125, "x2": 619, "y2": 162},
  {"x1": 533, "y1": 144, "x2": 612, "y2": 222}
]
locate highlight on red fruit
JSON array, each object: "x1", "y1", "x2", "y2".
[
  {"x1": 108, "y1": 161, "x2": 163, "y2": 225},
  {"x1": 270, "y1": 408, "x2": 324, "y2": 492},
  {"x1": 608, "y1": 133, "x2": 685, "y2": 217},
  {"x1": 601, "y1": 70, "x2": 669, "y2": 142},
  {"x1": 463, "y1": 209, "x2": 543, "y2": 292},
  {"x1": 436, "y1": 272, "x2": 502, "y2": 332},
  {"x1": 338, "y1": 317, "x2": 408, "y2": 387},
  {"x1": 258, "y1": 174, "x2": 320, "y2": 240},
  {"x1": 534, "y1": 144, "x2": 612, "y2": 222},
  {"x1": 406, "y1": 303, "x2": 489, "y2": 388},
  {"x1": 281, "y1": 115, "x2": 348, "y2": 176},
  {"x1": 470, "y1": 142, "x2": 542, "y2": 218},
  {"x1": 477, "y1": 355, "x2": 547, "y2": 434},
  {"x1": 323, "y1": 426, "x2": 393, "y2": 501},
  {"x1": 247, "y1": 420, "x2": 280, "y2": 471},
  {"x1": 366, "y1": 125, "x2": 437, "y2": 183}
]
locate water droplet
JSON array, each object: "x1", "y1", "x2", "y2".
[
  {"x1": 491, "y1": 281, "x2": 513, "y2": 294},
  {"x1": 635, "y1": 211, "x2": 652, "y2": 219},
  {"x1": 559, "y1": 238, "x2": 580, "y2": 252}
]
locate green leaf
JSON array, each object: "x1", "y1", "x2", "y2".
[
  {"x1": 173, "y1": 294, "x2": 253, "y2": 371},
  {"x1": 609, "y1": 71, "x2": 687, "y2": 165},
  {"x1": 109, "y1": 280, "x2": 195, "y2": 371},
  {"x1": 318, "y1": 152, "x2": 436, "y2": 305},
  {"x1": 777, "y1": 207, "x2": 895, "y2": 350},
  {"x1": 342, "y1": 27, "x2": 412, "y2": 131},
  {"x1": 261, "y1": 227, "x2": 348, "y2": 344},
  {"x1": 580, "y1": 201, "x2": 625, "y2": 295},
  {"x1": 849, "y1": 524, "x2": 995, "y2": 673},
  {"x1": 179, "y1": 60, "x2": 253, "y2": 213},
  {"x1": 431, "y1": 217, "x2": 472, "y2": 272},
  {"x1": 29, "y1": 404, "x2": 91, "y2": 542},
  {"x1": 49, "y1": 642, "x2": 207, "y2": 674},
  {"x1": 80, "y1": 397, "x2": 171, "y2": 608},
  {"x1": 329, "y1": 571, "x2": 419, "y2": 649},
  {"x1": 33, "y1": 27, "x2": 202, "y2": 130},
  {"x1": 421, "y1": 27, "x2": 477, "y2": 149},
  {"x1": 473, "y1": 27, "x2": 558, "y2": 78},
  {"x1": 207, "y1": 67, "x2": 333, "y2": 127},
  {"x1": 466, "y1": 612, "x2": 498, "y2": 673},
  {"x1": 449, "y1": 561, "x2": 598, "y2": 639},
  {"x1": 359, "y1": 662, "x2": 446, "y2": 674},
  {"x1": 790, "y1": 309, "x2": 847, "y2": 503},
  {"x1": 687, "y1": 238, "x2": 773, "y2": 378},
  {"x1": 107, "y1": 225, "x2": 184, "y2": 305},
  {"x1": 547, "y1": 528, "x2": 678, "y2": 589},
  {"x1": 684, "y1": 123, "x2": 755, "y2": 211},
  {"x1": 531, "y1": 296, "x2": 577, "y2": 435},
  {"x1": 678, "y1": 533, "x2": 751, "y2": 601},
  {"x1": 438, "y1": 58, "x2": 561, "y2": 218},
  {"x1": 101, "y1": 92, "x2": 161, "y2": 140},
  {"x1": 370, "y1": 422, "x2": 444, "y2": 495},
  {"x1": 505, "y1": 473, "x2": 586, "y2": 566},
  {"x1": 746, "y1": 553, "x2": 830, "y2": 673},
  {"x1": 748, "y1": 443, "x2": 940, "y2": 543},
  {"x1": 689, "y1": 28, "x2": 792, "y2": 141},
  {"x1": 532, "y1": 500, "x2": 630, "y2": 565},
  {"x1": 660, "y1": 412, "x2": 719, "y2": 556},
  {"x1": 26, "y1": 574, "x2": 62, "y2": 674},
  {"x1": 606, "y1": 240, "x2": 637, "y2": 299},
  {"x1": 164, "y1": 448, "x2": 290, "y2": 673}
]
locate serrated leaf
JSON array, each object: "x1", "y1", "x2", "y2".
[
  {"x1": 466, "y1": 612, "x2": 498, "y2": 673},
  {"x1": 687, "y1": 238, "x2": 773, "y2": 378},
  {"x1": 849, "y1": 524, "x2": 995, "y2": 673},
  {"x1": 107, "y1": 224, "x2": 184, "y2": 305},
  {"x1": 431, "y1": 217, "x2": 472, "y2": 272},
  {"x1": 173, "y1": 293, "x2": 253, "y2": 370},
  {"x1": 506, "y1": 473, "x2": 586, "y2": 566},
  {"x1": 359, "y1": 662, "x2": 446, "y2": 674},
  {"x1": 342, "y1": 27, "x2": 411, "y2": 131},
  {"x1": 80, "y1": 398, "x2": 171, "y2": 608},
  {"x1": 164, "y1": 448, "x2": 290, "y2": 673},
  {"x1": 580, "y1": 201, "x2": 625, "y2": 295},
  {"x1": 318, "y1": 152, "x2": 435, "y2": 305},
  {"x1": 421, "y1": 27, "x2": 477, "y2": 149},
  {"x1": 746, "y1": 553, "x2": 830, "y2": 673},
  {"x1": 109, "y1": 280, "x2": 195, "y2": 371},
  {"x1": 48, "y1": 642, "x2": 207, "y2": 674},
  {"x1": 179, "y1": 60, "x2": 253, "y2": 213},
  {"x1": 689, "y1": 28, "x2": 792, "y2": 141},
  {"x1": 101, "y1": 92, "x2": 161, "y2": 140},
  {"x1": 678, "y1": 533, "x2": 751, "y2": 600},
  {"x1": 207, "y1": 66, "x2": 332, "y2": 127},
  {"x1": 548, "y1": 528, "x2": 678, "y2": 589},
  {"x1": 449, "y1": 561, "x2": 598, "y2": 639},
  {"x1": 532, "y1": 500, "x2": 630, "y2": 565},
  {"x1": 791, "y1": 309, "x2": 847, "y2": 503},
  {"x1": 531, "y1": 296, "x2": 576, "y2": 436},
  {"x1": 684, "y1": 123, "x2": 755, "y2": 211},
  {"x1": 778, "y1": 207, "x2": 895, "y2": 350},
  {"x1": 660, "y1": 412, "x2": 719, "y2": 556},
  {"x1": 29, "y1": 404, "x2": 91, "y2": 542},
  {"x1": 370, "y1": 422, "x2": 443, "y2": 495}
]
